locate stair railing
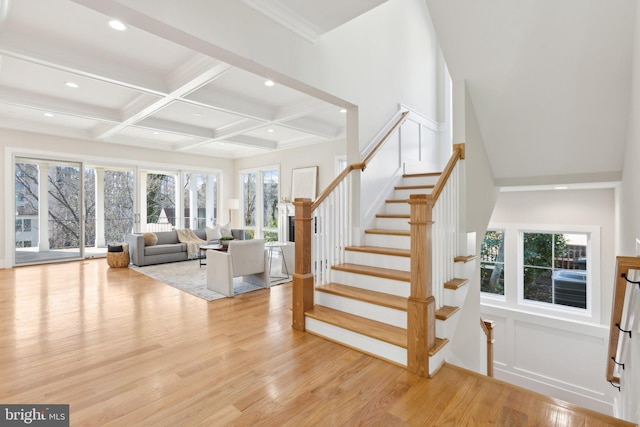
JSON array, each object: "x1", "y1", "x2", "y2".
[
  {"x1": 481, "y1": 318, "x2": 495, "y2": 377},
  {"x1": 607, "y1": 256, "x2": 640, "y2": 424},
  {"x1": 407, "y1": 143, "x2": 464, "y2": 376},
  {"x1": 292, "y1": 110, "x2": 409, "y2": 331}
]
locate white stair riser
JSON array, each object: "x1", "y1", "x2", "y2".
[
  {"x1": 331, "y1": 269, "x2": 410, "y2": 297},
  {"x1": 364, "y1": 233, "x2": 409, "y2": 249},
  {"x1": 315, "y1": 291, "x2": 407, "y2": 328},
  {"x1": 429, "y1": 348, "x2": 447, "y2": 376},
  {"x1": 345, "y1": 251, "x2": 410, "y2": 271},
  {"x1": 444, "y1": 287, "x2": 469, "y2": 308},
  {"x1": 383, "y1": 203, "x2": 410, "y2": 216},
  {"x1": 375, "y1": 217, "x2": 410, "y2": 231},
  {"x1": 436, "y1": 310, "x2": 460, "y2": 338},
  {"x1": 394, "y1": 188, "x2": 433, "y2": 199},
  {"x1": 454, "y1": 259, "x2": 476, "y2": 279},
  {"x1": 306, "y1": 317, "x2": 407, "y2": 366},
  {"x1": 402, "y1": 175, "x2": 440, "y2": 187}
]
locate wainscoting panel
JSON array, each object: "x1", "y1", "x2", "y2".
[{"x1": 481, "y1": 304, "x2": 616, "y2": 416}]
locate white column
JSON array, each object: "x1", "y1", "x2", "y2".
[
  {"x1": 139, "y1": 171, "x2": 148, "y2": 232},
  {"x1": 95, "y1": 167, "x2": 106, "y2": 247},
  {"x1": 38, "y1": 163, "x2": 50, "y2": 252},
  {"x1": 189, "y1": 173, "x2": 198, "y2": 229},
  {"x1": 206, "y1": 174, "x2": 216, "y2": 227}
]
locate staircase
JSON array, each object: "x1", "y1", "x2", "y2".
[{"x1": 303, "y1": 171, "x2": 474, "y2": 375}]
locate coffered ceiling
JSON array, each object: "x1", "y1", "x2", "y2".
[{"x1": 0, "y1": 0, "x2": 384, "y2": 158}]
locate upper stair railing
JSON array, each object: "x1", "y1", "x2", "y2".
[
  {"x1": 292, "y1": 110, "x2": 409, "y2": 331},
  {"x1": 607, "y1": 256, "x2": 640, "y2": 423}
]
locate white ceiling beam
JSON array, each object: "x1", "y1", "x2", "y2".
[
  {"x1": 135, "y1": 117, "x2": 216, "y2": 139},
  {"x1": 92, "y1": 62, "x2": 233, "y2": 140},
  {"x1": 279, "y1": 117, "x2": 340, "y2": 139},
  {"x1": 223, "y1": 135, "x2": 277, "y2": 150},
  {"x1": 0, "y1": 87, "x2": 121, "y2": 122}
]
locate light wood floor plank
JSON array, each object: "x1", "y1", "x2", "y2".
[{"x1": 0, "y1": 260, "x2": 634, "y2": 426}]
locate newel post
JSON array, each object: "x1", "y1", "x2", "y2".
[
  {"x1": 292, "y1": 198, "x2": 314, "y2": 331},
  {"x1": 407, "y1": 194, "x2": 436, "y2": 377}
]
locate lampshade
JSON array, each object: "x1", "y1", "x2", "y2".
[{"x1": 226, "y1": 198, "x2": 240, "y2": 210}]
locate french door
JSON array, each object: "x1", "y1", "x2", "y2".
[{"x1": 14, "y1": 157, "x2": 84, "y2": 264}]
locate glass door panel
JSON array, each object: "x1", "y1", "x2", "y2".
[
  {"x1": 15, "y1": 157, "x2": 83, "y2": 264},
  {"x1": 183, "y1": 172, "x2": 217, "y2": 229},
  {"x1": 144, "y1": 171, "x2": 177, "y2": 232}
]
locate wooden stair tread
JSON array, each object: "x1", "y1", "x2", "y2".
[
  {"x1": 376, "y1": 213, "x2": 410, "y2": 219},
  {"x1": 332, "y1": 263, "x2": 410, "y2": 282},
  {"x1": 429, "y1": 337, "x2": 449, "y2": 356},
  {"x1": 436, "y1": 305, "x2": 460, "y2": 320},
  {"x1": 306, "y1": 306, "x2": 407, "y2": 348},
  {"x1": 345, "y1": 246, "x2": 411, "y2": 257},
  {"x1": 403, "y1": 172, "x2": 441, "y2": 178},
  {"x1": 454, "y1": 255, "x2": 478, "y2": 263},
  {"x1": 316, "y1": 283, "x2": 408, "y2": 311},
  {"x1": 364, "y1": 229, "x2": 410, "y2": 236},
  {"x1": 395, "y1": 184, "x2": 435, "y2": 190},
  {"x1": 385, "y1": 199, "x2": 409, "y2": 204},
  {"x1": 444, "y1": 278, "x2": 469, "y2": 290}
]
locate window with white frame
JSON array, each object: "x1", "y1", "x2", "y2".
[
  {"x1": 521, "y1": 231, "x2": 588, "y2": 309},
  {"x1": 240, "y1": 166, "x2": 279, "y2": 240},
  {"x1": 480, "y1": 229, "x2": 505, "y2": 296}
]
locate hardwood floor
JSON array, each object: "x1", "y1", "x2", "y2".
[{"x1": 0, "y1": 260, "x2": 634, "y2": 426}]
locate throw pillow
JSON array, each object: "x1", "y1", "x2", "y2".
[
  {"x1": 206, "y1": 226, "x2": 221, "y2": 241},
  {"x1": 143, "y1": 232, "x2": 158, "y2": 246},
  {"x1": 220, "y1": 222, "x2": 233, "y2": 238}
]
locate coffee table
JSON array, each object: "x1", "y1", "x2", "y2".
[{"x1": 199, "y1": 244, "x2": 227, "y2": 267}]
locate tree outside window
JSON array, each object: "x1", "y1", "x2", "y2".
[
  {"x1": 480, "y1": 230, "x2": 505, "y2": 295},
  {"x1": 523, "y1": 232, "x2": 587, "y2": 309}
]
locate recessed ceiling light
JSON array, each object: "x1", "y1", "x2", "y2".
[
  {"x1": 153, "y1": 131, "x2": 160, "y2": 135},
  {"x1": 267, "y1": 128, "x2": 275, "y2": 133},
  {"x1": 554, "y1": 186, "x2": 569, "y2": 190},
  {"x1": 339, "y1": 108, "x2": 347, "y2": 114},
  {"x1": 44, "y1": 112, "x2": 54, "y2": 117},
  {"x1": 108, "y1": 19, "x2": 127, "y2": 31},
  {"x1": 65, "y1": 82, "x2": 79, "y2": 88},
  {"x1": 194, "y1": 113, "x2": 202, "y2": 117},
  {"x1": 264, "y1": 79, "x2": 275, "y2": 87}
]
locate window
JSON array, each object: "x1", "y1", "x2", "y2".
[
  {"x1": 240, "y1": 167, "x2": 279, "y2": 240},
  {"x1": 522, "y1": 232, "x2": 588, "y2": 309},
  {"x1": 480, "y1": 230, "x2": 505, "y2": 296}
]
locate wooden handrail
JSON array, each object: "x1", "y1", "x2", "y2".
[
  {"x1": 481, "y1": 318, "x2": 495, "y2": 377},
  {"x1": 361, "y1": 111, "x2": 410, "y2": 165},
  {"x1": 428, "y1": 143, "x2": 465, "y2": 203},
  {"x1": 311, "y1": 110, "x2": 409, "y2": 211},
  {"x1": 606, "y1": 256, "x2": 640, "y2": 383}
]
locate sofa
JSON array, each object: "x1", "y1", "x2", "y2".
[{"x1": 125, "y1": 228, "x2": 245, "y2": 267}]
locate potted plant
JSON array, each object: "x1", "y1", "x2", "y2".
[{"x1": 220, "y1": 236, "x2": 234, "y2": 248}]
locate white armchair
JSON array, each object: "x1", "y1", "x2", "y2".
[{"x1": 206, "y1": 239, "x2": 270, "y2": 297}]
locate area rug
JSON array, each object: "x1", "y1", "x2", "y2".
[{"x1": 130, "y1": 259, "x2": 290, "y2": 302}]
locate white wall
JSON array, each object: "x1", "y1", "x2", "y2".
[
  {"x1": 483, "y1": 188, "x2": 617, "y2": 414},
  {"x1": 447, "y1": 82, "x2": 497, "y2": 373},
  {"x1": 0, "y1": 128, "x2": 233, "y2": 268},
  {"x1": 619, "y1": 1, "x2": 640, "y2": 257}
]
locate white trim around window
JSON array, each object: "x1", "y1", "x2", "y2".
[{"x1": 481, "y1": 223, "x2": 601, "y2": 324}]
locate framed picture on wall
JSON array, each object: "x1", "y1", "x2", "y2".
[{"x1": 291, "y1": 166, "x2": 318, "y2": 201}]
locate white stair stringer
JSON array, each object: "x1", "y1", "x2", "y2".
[{"x1": 305, "y1": 317, "x2": 407, "y2": 366}]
